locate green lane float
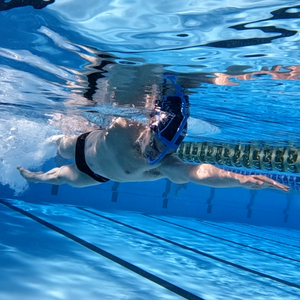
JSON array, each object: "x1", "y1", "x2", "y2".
[{"x1": 176, "y1": 141, "x2": 300, "y2": 173}]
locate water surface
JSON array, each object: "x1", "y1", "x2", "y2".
[{"x1": 0, "y1": 0, "x2": 300, "y2": 192}]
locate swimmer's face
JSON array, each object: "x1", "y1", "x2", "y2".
[
  {"x1": 142, "y1": 134, "x2": 160, "y2": 160},
  {"x1": 142, "y1": 130, "x2": 175, "y2": 161}
]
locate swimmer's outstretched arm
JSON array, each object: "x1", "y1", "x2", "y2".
[{"x1": 160, "y1": 156, "x2": 290, "y2": 192}]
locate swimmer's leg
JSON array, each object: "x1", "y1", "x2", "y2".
[
  {"x1": 17, "y1": 164, "x2": 100, "y2": 187},
  {"x1": 47, "y1": 135, "x2": 78, "y2": 159},
  {"x1": 57, "y1": 135, "x2": 79, "y2": 159}
]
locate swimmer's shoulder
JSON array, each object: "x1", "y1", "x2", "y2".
[{"x1": 159, "y1": 153, "x2": 184, "y2": 168}]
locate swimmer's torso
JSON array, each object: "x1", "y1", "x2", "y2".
[{"x1": 83, "y1": 118, "x2": 165, "y2": 182}]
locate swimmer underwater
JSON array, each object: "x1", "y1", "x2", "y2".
[{"x1": 17, "y1": 74, "x2": 289, "y2": 192}]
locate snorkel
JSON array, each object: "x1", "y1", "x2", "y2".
[{"x1": 148, "y1": 74, "x2": 189, "y2": 165}]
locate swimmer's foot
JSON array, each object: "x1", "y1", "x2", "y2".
[
  {"x1": 17, "y1": 166, "x2": 44, "y2": 183},
  {"x1": 46, "y1": 135, "x2": 64, "y2": 145}
]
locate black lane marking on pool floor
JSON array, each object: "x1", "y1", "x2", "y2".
[
  {"x1": 202, "y1": 221, "x2": 300, "y2": 249},
  {"x1": 0, "y1": 200, "x2": 203, "y2": 300},
  {"x1": 144, "y1": 215, "x2": 300, "y2": 264},
  {"x1": 76, "y1": 207, "x2": 300, "y2": 291}
]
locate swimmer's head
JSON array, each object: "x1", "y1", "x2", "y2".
[{"x1": 147, "y1": 93, "x2": 190, "y2": 165}]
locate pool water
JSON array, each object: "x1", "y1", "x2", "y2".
[
  {"x1": 1, "y1": 199, "x2": 300, "y2": 299},
  {"x1": 0, "y1": 1, "x2": 300, "y2": 299}
]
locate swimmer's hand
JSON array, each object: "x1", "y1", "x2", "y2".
[{"x1": 236, "y1": 174, "x2": 290, "y2": 192}]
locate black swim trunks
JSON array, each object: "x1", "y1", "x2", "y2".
[{"x1": 75, "y1": 132, "x2": 110, "y2": 183}]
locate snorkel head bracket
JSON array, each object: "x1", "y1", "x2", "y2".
[{"x1": 148, "y1": 74, "x2": 190, "y2": 165}]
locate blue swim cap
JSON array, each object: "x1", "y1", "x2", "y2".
[{"x1": 148, "y1": 74, "x2": 190, "y2": 165}]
